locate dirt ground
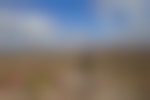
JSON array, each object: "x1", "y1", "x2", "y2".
[{"x1": 0, "y1": 49, "x2": 149, "y2": 100}]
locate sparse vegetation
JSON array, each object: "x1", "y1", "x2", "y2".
[{"x1": 0, "y1": 49, "x2": 149, "y2": 100}]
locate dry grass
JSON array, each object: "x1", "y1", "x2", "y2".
[{"x1": 0, "y1": 49, "x2": 149, "y2": 100}]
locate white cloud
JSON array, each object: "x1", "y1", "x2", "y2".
[
  {"x1": 19, "y1": 12, "x2": 57, "y2": 45},
  {"x1": 95, "y1": 0, "x2": 145, "y2": 24},
  {"x1": 0, "y1": 8, "x2": 58, "y2": 49},
  {"x1": 93, "y1": 0, "x2": 150, "y2": 45}
]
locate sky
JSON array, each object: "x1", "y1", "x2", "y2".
[{"x1": 0, "y1": 0, "x2": 149, "y2": 49}]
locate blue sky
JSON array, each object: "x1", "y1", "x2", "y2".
[
  {"x1": 0, "y1": 0, "x2": 97, "y2": 31},
  {"x1": 0, "y1": 0, "x2": 149, "y2": 48},
  {"x1": 0, "y1": 0, "x2": 100, "y2": 46}
]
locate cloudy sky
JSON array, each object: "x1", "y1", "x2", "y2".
[{"x1": 0, "y1": 0, "x2": 149, "y2": 49}]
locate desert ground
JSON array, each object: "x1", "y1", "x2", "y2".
[{"x1": 0, "y1": 48, "x2": 149, "y2": 100}]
